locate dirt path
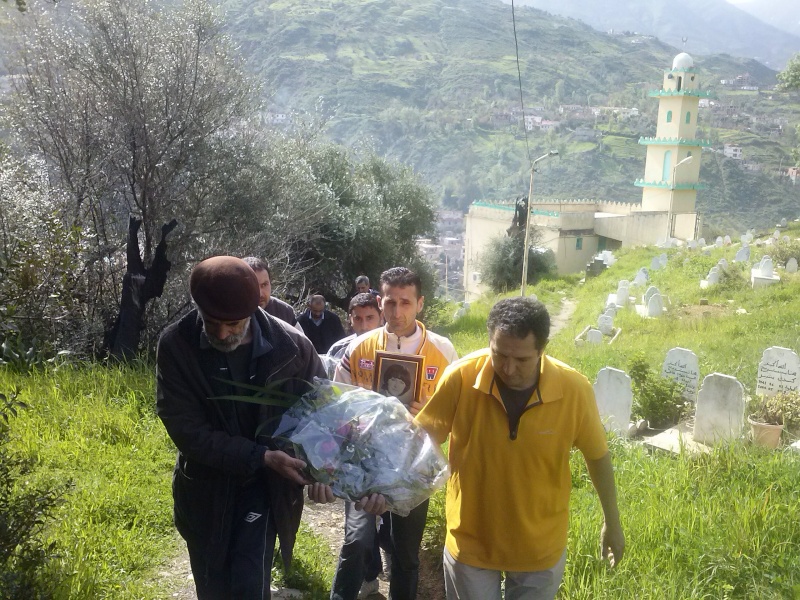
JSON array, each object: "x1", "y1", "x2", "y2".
[{"x1": 159, "y1": 297, "x2": 579, "y2": 599}]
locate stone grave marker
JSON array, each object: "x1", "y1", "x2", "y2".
[
  {"x1": 783, "y1": 236, "x2": 791, "y2": 243},
  {"x1": 604, "y1": 306, "x2": 617, "y2": 317},
  {"x1": 698, "y1": 237, "x2": 706, "y2": 246},
  {"x1": 718, "y1": 258, "x2": 728, "y2": 270},
  {"x1": 759, "y1": 256, "x2": 774, "y2": 277},
  {"x1": 687, "y1": 240, "x2": 698, "y2": 250},
  {"x1": 659, "y1": 253, "x2": 668, "y2": 268},
  {"x1": 647, "y1": 293, "x2": 664, "y2": 317},
  {"x1": 780, "y1": 218, "x2": 788, "y2": 228},
  {"x1": 715, "y1": 236, "x2": 723, "y2": 248},
  {"x1": 643, "y1": 285, "x2": 659, "y2": 306},
  {"x1": 773, "y1": 230, "x2": 780, "y2": 240},
  {"x1": 723, "y1": 235, "x2": 731, "y2": 246},
  {"x1": 594, "y1": 367, "x2": 633, "y2": 437},
  {"x1": 651, "y1": 256, "x2": 662, "y2": 271},
  {"x1": 598, "y1": 314, "x2": 614, "y2": 336},
  {"x1": 787, "y1": 258, "x2": 798, "y2": 274},
  {"x1": 586, "y1": 329, "x2": 603, "y2": 344},
  {"x1": 756, "y1": 346, "x2": 800, "y2": 396},
  {"x1": 662, "y1": 347, "x2": 700, "y2": 401},
  {"x1": 632, "y1": 269, "x2": 648, "y2": 287},
  {"x1": 734, "y1": 245, "x2": 750, "y2": 262},
  {"x1": 615, "y1": 283, "x2": 629, "y2": 307},
  {"x1": 693, "y1": 374, "x2": 745, "y2": 445}
]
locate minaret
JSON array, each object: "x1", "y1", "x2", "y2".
[{"x1": 635, "y1": 53, "x2": 712, "y2": 240}]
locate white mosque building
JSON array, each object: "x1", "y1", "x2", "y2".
[{"x1": 463, "y1": 53, "x2": 712, "y2": 300}]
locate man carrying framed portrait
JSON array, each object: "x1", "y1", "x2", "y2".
[{"x1": 327, "y1": 267, "x2": 459, "y2": 600}]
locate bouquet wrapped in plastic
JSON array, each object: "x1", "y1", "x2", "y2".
[{"x1": 274, "y1": 378, "x2": 449, "y2": 516}]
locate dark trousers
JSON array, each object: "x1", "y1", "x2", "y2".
[
  {"x1": 187, "y1": 481, "x2": 278, "y2": 600},
  {"x1": 365, "y1": 512, "x2": 392, "y2": 581},
  {"x1": 331, "y1": 499, "x2": 429, "y2": 600}
]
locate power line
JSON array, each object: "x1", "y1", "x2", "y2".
[{"x1": 511, "y1": 0, "x2": 532, "y2": 168}]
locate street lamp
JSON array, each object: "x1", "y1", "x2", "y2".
[
  {"x1": 521, "y1": 150, "x2": 559, "y2": 297},
  {"x1": 666, "y1": 155, "x2": 693, "y2": 241}
]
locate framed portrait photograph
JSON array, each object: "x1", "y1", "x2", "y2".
[{"x1": 373, "y1": 351, "x2": 424, "y2": 407}]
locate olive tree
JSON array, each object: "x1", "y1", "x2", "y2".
[{"x1": 4, "y1": 0, "x2": 256, "y2": 355}]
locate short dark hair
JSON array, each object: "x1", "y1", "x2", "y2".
[
  {"x1": 380, "y1": 267, "x2": 422, "y2": 298},
  {"x1": 242, "y1": 256, "x2": 271, "y2": 279},
  {"x1": 487, "y1": 297, "x2": 550, "y2": 350},
  {"x1": 349, "y1": 292, "x2": 380, "y2": 314},
  {"x1": 355, "y1": 275, "x2": 370, "y2": 286}
]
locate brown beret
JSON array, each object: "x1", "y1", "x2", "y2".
[{"x1": 190, "y1": 256, "x2": 259, "y2": 320}]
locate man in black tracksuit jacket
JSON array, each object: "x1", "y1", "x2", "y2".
[{"x1": 156, "y1": 256, "x2": 325, "y2": 599}]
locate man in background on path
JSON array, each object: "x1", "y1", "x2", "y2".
[
  {"x1": 354, "y1": 275, "x2": 380, "y2": 297},
  {"x1": 330, "y1": 267, "x2": 459, "y2": 600},
  {"x1": 298, "y1": 294, "x2": 346, "y2": 354},
  {"x1": 243, "y1": 256, "x2": 301, "y2": 331},
  {"x1": 156, "y1": 256, "x2": 326, "y2": 599},
  {"x1": 415, "y1": 297, "x2": 625, "y2": 600},
  {"x1": 326, "y1": 293, "x2": 382, "y2": 362}
]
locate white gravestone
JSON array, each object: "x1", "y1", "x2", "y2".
[
  {"x1": 659, "y1": 253, "x2": 668, "y2": 268},
  {"x1": 586, "y1": 329, "x2": 603, "y2": 344},
  {"x1": 687, "y1": 240, "x2": 698, "y2": 250},
  {"x1": 598, "y1": 314, "x2": 614, "y2": 336},
  {"x1": 604, "y1": 306, "x2": 617, "y2": 317},
  {"x1": 662, "y1": 347, "x2": 701, "y2": 401},
  {"x1": 647, "y1": 293, "x2": 664, "y2": 317},
  {"x1": 615, "y1": 284, "x2": 629, "y2": 307},
  {"x1": 632, "y1": 269, "x2": 648, "y2": 287},
  {"x1": 773, "y1": 230, "x2": 780, "y2": 240},
  {"x1": 787, "y1": 258, "x2": 798, "y2": 274},
  {"x1": 760, "y1": 256, "x2": 774, "y2": 277},
  {"x1": 756, "y1": 346, "x2": 800, "y2": 397},
  {"x1": 701, "y1": 267, "x2": 719, "y2": 289},
  {"x1": 643, "y1": 285, "x2": 659, "y2": 306},
  {"x1": 724, "y1": 235, "x2": 732, "y2": 246},
  {"x1": 693, "y1": 374, "x2": 745, "y2": 445},
  {"x1": 718, "y1": 258, "x2": 728, "y2": 270},
  {"x1": 780, "y1": 218, "x2": 788, "y2": 228},
  {"x1": 651, "y1": 256, "x2": 662, "y2": 271},
  {"x1": 698, "y1": 238, "x2": 706, "y2": 246},
  {"x1": 715, "y1": 236, "x2": 723, "y2": 248},
  {"x1": 734, "y1": 245, "x2": 750, "y2": 263},
  {"x1": 594, "y1": 368, "x2": 633, "y2": 437}
]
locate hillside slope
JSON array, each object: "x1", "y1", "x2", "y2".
[{"x1": 506, "y1": 0, "x2": 800, "y2": 69}]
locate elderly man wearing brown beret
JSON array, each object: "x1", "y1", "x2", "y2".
[{"x1": 156, "y1": 256, "x2": 327, "y2": 600}]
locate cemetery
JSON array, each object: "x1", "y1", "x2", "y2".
[{"x1": 565, "y1": 222, "x2": 800, "y2": 454}]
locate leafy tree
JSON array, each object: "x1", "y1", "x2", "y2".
[
  {"x1": 3, "y1": 0, "x2": 255, "y2": 354},
  {"x1": 477, "y1": 229, "x2": 555, "y2": 293}
]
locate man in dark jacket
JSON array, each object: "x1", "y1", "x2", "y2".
[
  {"x1": 156, "y1": 256, "x2": 326, "y2": 600},
  {"x1": 297, "y1": 294, "x2": 346, "y2": 354}
]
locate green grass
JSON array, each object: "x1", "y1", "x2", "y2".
[{"x1": 1, "y1": 363, "x2": 177, "y2": 599}]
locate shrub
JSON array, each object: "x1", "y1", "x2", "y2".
[
  {"x1": 476, "y1": 231, "x2": 556, "y2": 293},
  {"x1": 628, "y1": 354, "x2": 686, "y2": 429},
  {"x1": 749, "y1": 391, "x2": 800, "y2": 434}
]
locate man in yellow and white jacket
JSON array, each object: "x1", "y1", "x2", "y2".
[{"x1": 330, "y1": 267, "x2": 458, "y2": 600}]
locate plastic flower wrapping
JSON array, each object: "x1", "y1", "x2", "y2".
[{"x1": 273, "y1": 378, "x2": 449, "y2": 516}]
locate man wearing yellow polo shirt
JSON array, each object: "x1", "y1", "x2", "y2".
[{"x1": 415, "y1": 297, "x2": 624, "y2": 600}]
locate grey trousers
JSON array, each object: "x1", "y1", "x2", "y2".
[{"x1": 443, "y1": 546, "x2": 566, "y2": 600}]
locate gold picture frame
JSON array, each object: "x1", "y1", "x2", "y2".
[{"x1": 373, "y1": 351, "x2": 424, "y2": 406}]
